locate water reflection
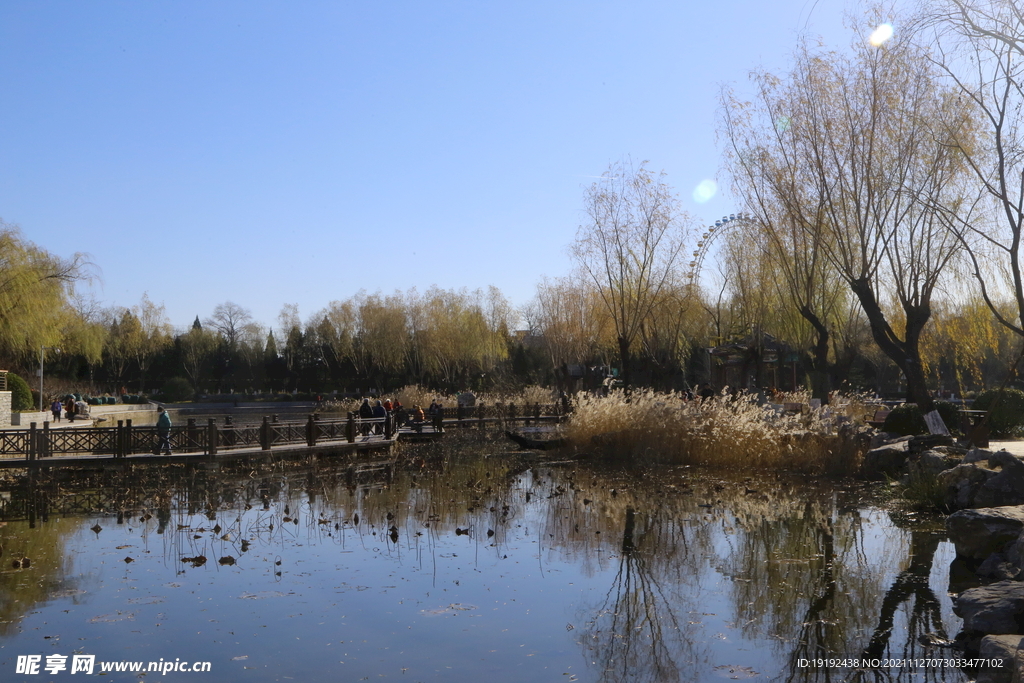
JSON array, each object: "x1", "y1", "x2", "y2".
[{"x1": 0, "y1": 444, "x2": 965, "y2": 682}]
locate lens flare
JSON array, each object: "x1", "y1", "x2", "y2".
[
  {"x1": 693, "y1": 179, "x2": 717, "y2": 204},
  {"x1": 869, "y1": 23, "x2": 893, "y2": 46}
]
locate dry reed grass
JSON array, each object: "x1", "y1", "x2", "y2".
[
  {"x1": 319, "y1": 384, "x2": 559, "y2": 414},
  {"x1": 565, "y1": 389, "x2": 865, "y2": 475},
  {"x1": 394, "y1": 384, "x2": 555, "y2": 409}
]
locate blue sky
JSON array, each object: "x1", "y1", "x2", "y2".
[{"x1": 1, "y1": 0, "x2": 857, "y2": 330}]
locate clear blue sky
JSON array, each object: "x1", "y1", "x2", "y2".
[{"x1": 1, "y1": 0, "x2": 860, "y2": 331}]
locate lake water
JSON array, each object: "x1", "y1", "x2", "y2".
[{"x1": 0, "y1": 434, "x2": 968, "y2": 682}]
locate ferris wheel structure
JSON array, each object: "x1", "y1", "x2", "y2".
[{"x1": 685, "y1": 212, "x2": 752, "y2": 286}]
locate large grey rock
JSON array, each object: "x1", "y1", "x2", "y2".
[
  {"x1": 939, "y1": 464, "x2": 1000, "y2": 511},
  {"x1": 976, "y1": 452, "x2": 1024, "y2": 509},
  {"x1": 861, "y1": 440, "x2": 910, "y2": 480},
  {"x1": 965, "y1": 448, "x2": 995, "y2": 465},
  {"x1": 1010, "y1": 530, "x2": 1024, "y2": 572},
  {"x1": 907, "y1": 449, "x2": 956, "y2": 484},
  {"x1": 947, "y1": 507, "x2": 1024, "y2": 560},
  {"x1": 909, "y1": 434, "x2": 955, "y2": 452},
  {"x1": 956, "y1": 581, "x2": 1024, "y2": 634},
  {"x1": 979, "y1": 552, "x2": 1022, "y2": 581},
  {"x1": 977, "y1": 635, "x2": 1024, "y2": 683},
  {"x1": 869, "y1": 433, "x2": 910, "y2": 450}
]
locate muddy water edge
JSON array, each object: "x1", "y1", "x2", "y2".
[{"x1": 0, "y1": 432, "x2": 967, "y2": 682}]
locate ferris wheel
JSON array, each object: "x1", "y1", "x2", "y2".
[{"x1": 686, "y1": 212, "x2": 752, "y2": 285}]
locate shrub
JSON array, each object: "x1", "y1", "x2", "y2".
[
  {"x1": 162, "y1": 378, "x2": 194, "y2": 403},
  {"x1": 881, "y1": 404, "x2": 927, "y2": 436},
  {"x1": 7, "y1": 373, "x2": 33, "y2": 411},
  {"x1": 973, "y1": 388, "x2": 1024, "y2": 437},
  {"x1": 881, "y1": 402, "x2": 961, "y2": 436}
]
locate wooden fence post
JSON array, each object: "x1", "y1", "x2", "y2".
[
  {"x1": 306, "y1": 414, "x2": 316, "y2": 447},
  {"x1": 116, "y1": 420, "x2": 124, "y2": 458},
  {"x1": 207, "y1": 418, "x2": 218, "y2": 456},
  {"x1": 347, "y1": 412, "x2": 356, "y2": 443},
  {"x1": 28, "y1": 423, "x2": 36, "y2": 462},
  {"x1": 126, "y1": 419, "x2": 133, "y2": 456},
  {"x1": 385, "y1": 413, "x2": 394, "y2": 439},
  {"x1": 224, "y1": 415, "x2": 235, "y2": 448},
  {"x1": 261, "y1": 416, "x2": 272, "y2": 450},
  {"x1": 479, "y1": 402, "x2": 485, "y2": 430},
  {"x1": 41, "y1": 421, "x2": 50, "y2": 459}
]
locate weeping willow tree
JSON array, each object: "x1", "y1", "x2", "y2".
[
  {"x1": 0, "y1": 224, "x2": 91, "y2": 367},
  {"x1": 719, "y1": 12, "x2": 980, "y2": 409}
]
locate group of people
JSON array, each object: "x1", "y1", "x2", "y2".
[
  {"x1": 411, "y1": 400, "x2": 445, "y2": 431},
  {"x1": 355, "y1": 396, "x2": 446, "y2": 435},
  {"x1": 47, "y1": 394, "x2": 173, "y2": 455},
  {"x1": 357, "y1": 397, "x2": 407, "y2": 435},
  {"x1": 49, "y1": 396, "x2": 84, "y2": 423}
]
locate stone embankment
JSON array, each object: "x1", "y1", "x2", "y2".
[{"x1": 862, "y1": 435, "x2": 1024, "y2": 682}]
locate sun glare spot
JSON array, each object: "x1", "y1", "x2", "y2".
[
  {"x1": 869, "y1": 23, "x2": 893, "y2": 46},
  {"x1": 693, "y1": 179, "x2": 717, "y2": 204}
]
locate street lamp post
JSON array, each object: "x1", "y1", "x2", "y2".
[{"x1": 38, "y1": 346, "x2": 59, "y2": 413}]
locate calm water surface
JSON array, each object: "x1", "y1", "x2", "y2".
[{"x1": 0, "y1": 437, "x2": 966, "y2": 682}]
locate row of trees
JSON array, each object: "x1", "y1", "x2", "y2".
[
  {"x1": 0, "y1": 211, "x2": 1019, "y2": 401},
  {"x1": 545, "y1": 2, "x2": 1024, "y2": 405},
  {"x1": 0, "y1": 270, "x2": 528, "y2": 396},
  {"x1": 705, "y1": 1, "x2": 1024, "y2": 407}
]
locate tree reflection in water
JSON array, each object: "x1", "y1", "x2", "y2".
[
  {"x1": 576, "y1": 506, "x2": 702, "y2": 682},
  {"x1": 848, "y1": 531, "x2": 951, "y2": 683},
  {"x1": 0, "y1": 446, "x2": 966, "y2": 682},
  {"x1": 569, "y1": 474, "x2": 964, "y2": 683}
]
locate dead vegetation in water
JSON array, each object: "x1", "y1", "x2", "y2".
[
  {"x1": 321, "y1": 384, "x2": 557, "y2": 414},
  {"x1": 565, "y1": 389, "x2": 866, "y2": 475}
]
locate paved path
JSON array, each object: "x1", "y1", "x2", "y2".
[{"x1": 989, "y1": 440, "x2": 1024, "y2": 456}]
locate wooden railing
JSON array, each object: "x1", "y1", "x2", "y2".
[
  {"x1": 0, "y1": 403, "x2": 571, "y2": 463},
  {"x1": 0, "y1": 414, "x2": 359, "y2": 462}
]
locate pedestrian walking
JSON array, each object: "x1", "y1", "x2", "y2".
[
  {"x1": 50, "y1": 399, "x2": 62, "y2": 423},
  {"x1": 154, "y1": 406, "x2": 172, "y2": 455}
]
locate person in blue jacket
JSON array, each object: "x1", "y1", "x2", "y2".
[{"x1": 155, "y1": 406, "x2": 172, "y2": 455}]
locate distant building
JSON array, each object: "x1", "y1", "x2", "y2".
[{"x1": 707, "y1": 334, "x2": 800, "y2": 391}]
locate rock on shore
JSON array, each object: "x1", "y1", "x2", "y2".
[{"x1": 947, "y1": 507, "x2": 1024, "y2": 560}]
